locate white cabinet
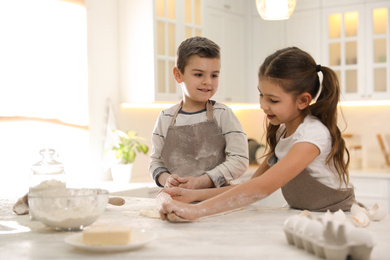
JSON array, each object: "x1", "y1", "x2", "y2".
[
  {"x1": 205, "y1": 0, "x2": 247, "y2": 15},
  {"x1": 247, "y1": 0, "x2": 321, "y2": 103},
  {"x1": 365, "y1": 1, "x2": 390, "y2": 100},
  {"x1": 203, "y1": 0, "x2": 249, "y2": 103},
  {"x1": 154, "y1": 0, "x2": 203, "y2": 102},
  {"x1": 248, "y1": 15, "x2": 285, "y2": 103},
  {"x1": 285, "y1": 8, "x2": 321, "y2": 62},
  {"x1": 350, "y1": 171, "x2": 390, "y2": 213},
  {"x1": 322, "y1": 1, "x2": 390, "y2": 101}
]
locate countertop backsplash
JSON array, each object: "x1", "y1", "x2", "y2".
[{"x1": 118, "y1": 103, "x2": 390, "y2": 180}]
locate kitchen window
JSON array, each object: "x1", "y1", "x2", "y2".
[{"x1": 0, "y1": 0, "x2": 88, "y2": 197}]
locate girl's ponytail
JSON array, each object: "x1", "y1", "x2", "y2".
[{"x1": 310, "y1": 66, "x2": 350, "y2": 187}]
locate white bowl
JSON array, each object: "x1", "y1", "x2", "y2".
[{"x1": 28, "y1": 188, "x2": 109, "y2": 231}]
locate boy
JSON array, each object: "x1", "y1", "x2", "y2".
[{"x1": 149, "y1": 36, "x2": 248, "y2": 189}]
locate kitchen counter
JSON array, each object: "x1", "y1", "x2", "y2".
[{"x1": 1, "y1": 197, "x2": 390, "y2": 259}]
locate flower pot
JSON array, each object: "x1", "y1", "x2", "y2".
[{"x1": 111, "y1": 164, "x2": 133, "y2": 183}]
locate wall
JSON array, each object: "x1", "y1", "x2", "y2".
[
  {"x1": 85, "y1": 0, "x2": 120, "y2": 181},
  {"x1": 339, "y1": 105, "x2": 390, "y2": 169},
  {"x1": 118, "y1": 103, "x2": 390, "y2": 181}
]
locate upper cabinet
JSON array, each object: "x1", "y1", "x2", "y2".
[
  {"x1": 154, "y1": 0, "x2": 250, "y2": 103},
  {"x1": 247, "y1": 0, "x2": 321, "y2": 103},
  {"x1": 203, "y1": 0, "x2": 249, "y2": 103},
  {"x1": 119, "y1": 0, "x2": 389, "y2": 104},
  {"x1": 322, "y1": 0, "x2": 390, "y2": 100},
  {"x1": 154, "y1": 0, "x2": 203, "y2": 102}
]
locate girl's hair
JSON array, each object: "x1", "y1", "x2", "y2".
[
  {"x1": 259, "y1": 47, "x2": 350, "y2": 187},
  {"x1": 176, "y1": 36, "x2": 220, "y2": 73}
]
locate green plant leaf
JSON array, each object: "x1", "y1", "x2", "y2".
[{"x1": 109, "y1": 129, "x2": 149, "y2": 164}]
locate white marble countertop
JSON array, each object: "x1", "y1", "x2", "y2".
[{"x1": 1, "y1": 197, "x2": 390, "y2": 260}]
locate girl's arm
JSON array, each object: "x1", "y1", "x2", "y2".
[
  {"x1": 250, "y1": 154, "x2": 271, "y2": 179},
  {"x1": 163, "y1": 185, "x2": 235, "y2": 203},
  {"x1": 163, "y1": 155, "x2": 272, "y2": 202},
  {"x1": 160, "y1": 142, "x2": 320, "y2": 220}
]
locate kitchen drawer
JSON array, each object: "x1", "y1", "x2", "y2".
[{"x1": 351, "y1": 177, "x2": 389, "y2": 198}]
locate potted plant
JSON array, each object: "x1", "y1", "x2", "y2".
[{"x1": 109, "y1": 129, "x2": 149, "y2": 182}]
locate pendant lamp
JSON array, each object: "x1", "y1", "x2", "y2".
[{"x1": 256, "y1": 0, "x2": 297, "y2": 20}]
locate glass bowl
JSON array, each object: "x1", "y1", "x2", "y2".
[{"x1": 28, "y1": 188, "x2": 109, "y2": 231}]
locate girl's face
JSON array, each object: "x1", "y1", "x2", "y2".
[
  {"x1": 258, "y1": 78, "x2": 305, "y2": 134},
  {"x1": 173, "y1": 55, "x2": 220, "y2": 111}
]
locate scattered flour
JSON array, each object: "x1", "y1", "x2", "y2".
[{"x1": 29, "y1": 188, "x2": 108, "y2": 230}]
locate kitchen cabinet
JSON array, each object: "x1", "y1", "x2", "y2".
[
  {"x1": 144, "y1": 0, "x2": 250, "y2": 103},
  {"x1": 350, "y1": 170, "x2": 390, "y2": 213},
  {"x1": 203, "y1": 0, "x2": 250, "y2": 103},
  {"x1": 154, "y1": 0, "x2": 203, "y2": 102},
  {"x1": 120, "y1": 0, "x2": 390, "y2": 103},
  {"x1": 205, "y1": 0, "x2": 247, "y2": 15},
  {"x1": 322, "y1": 0, "x2": 390, "y2": 101},
  {"x1": 247, "y1": 0, "x2": 322, "y2": 103}
]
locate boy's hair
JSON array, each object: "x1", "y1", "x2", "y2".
[
  {"x1": 176, "y1": 36, "x2": 220, "y2": 73},
  {"x1": 259, "y1": 47, "x2": 350, "y2": 188}
]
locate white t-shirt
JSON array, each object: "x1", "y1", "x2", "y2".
[{"x1": 275, "y1": 115, "x2": 349, "y2": 189}]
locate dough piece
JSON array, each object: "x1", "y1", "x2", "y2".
[
  {"x1": 108, "y1": 197, "x2": 125, "y2": 206},
  {"x1": 139, "y1": 208, "x2": 160, "y2": 219},
  {"x1": 82, "y1": 226, "x2": 132, "y2": 245},
  {"x1": 13, "y1": 193, "x2": 29, "y2": 215}
]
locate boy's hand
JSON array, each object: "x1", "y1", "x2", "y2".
[
  {"x1": 165, "y1": 174, "x2": 186, "y2": 188},
  {"x1": 178, "y1": 174, "x2": 214, "y2": 189},
  {"x1": 162, "y1": 187, "x2": 198, "y2": 203}
]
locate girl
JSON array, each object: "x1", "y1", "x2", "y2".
[{"x1": 159, "y1": 47, "x2": 356, "y2": 221}]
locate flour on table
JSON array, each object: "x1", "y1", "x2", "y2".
[{"x1": 139, "y1": 208, "x2": 160, "y2": 219}]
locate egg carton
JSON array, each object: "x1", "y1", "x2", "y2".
[{"x1": 283, "y1": 211, "x2": 374, "y2": 260}]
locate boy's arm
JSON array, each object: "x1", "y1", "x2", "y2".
[
  {"x1": 149, "y1": 112, "x2": 169, "y2": 187},
  {"x1": 205, "y1": 104, "x2": 249, "y2": 187}
]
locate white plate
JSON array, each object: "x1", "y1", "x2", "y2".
[{"x1": 64, "y1": 228, "x2": 157, "y2": 252}]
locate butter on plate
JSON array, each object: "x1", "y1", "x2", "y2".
[{"x1": 82, "y1": 225, "x2": 132, "y2": 245}]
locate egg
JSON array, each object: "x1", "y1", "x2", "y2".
[
  {"x1": 368, "y1": 203, "x2": 387, "y2": 221},
  {"x1": 343, "y1": 221, "x2": 355, "y2": 234},
  {"x1": 294, "y1": 215, "x2": 311, "y2": 235},
  {"x1": 346, "y1": 228, "x2": 374, "y2": 247},
  {"x1": 284, "y1": 214, "x2": 299, "y2": 232},
  {"x1": 333, "y1": 209, "x2": 347, "y2": 222},
  {"x1": 318, "y1": 210, "x2": 333, "y2": 224},
  {"x1": 351, "y1": 212, "x2": 370, "y2": 228},
  {"x1": 351, "y1": 203, "x2": 368, "y2": 216},
  {"x1": 303, "y1": 219, "x2": 323, "y2": 241}
]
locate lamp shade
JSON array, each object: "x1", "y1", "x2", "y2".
[{"x1": 256, "y1": 0, "x2": 297, "y2": 20}]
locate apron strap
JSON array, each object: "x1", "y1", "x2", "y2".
[
  {"x1": 170, "y1": 101, "x2": 183, "y2": 126},
  {"x1": 170, "y1": 100, "x2": 214, "y2": 126},
  {"x1": 206, "y1": 100, "x2": 213, "y2": 121}
]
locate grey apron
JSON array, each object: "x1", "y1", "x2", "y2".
[
  {"x1": 268, "y1": 154, "x2": 356, "y2": 212},
  {"x1": 161, "y1": 100, "x2": 226, "y2": 178}
]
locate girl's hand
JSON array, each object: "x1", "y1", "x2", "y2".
[
  {"x1": 159, "y1": 199, "x2": 199, "y2": 221},
  {"x1": 162, "y1": 187, "x2": 199, "y2": 203}
]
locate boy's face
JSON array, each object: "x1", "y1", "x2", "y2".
[{"x1": 174, "y1": 55, "x2": 220, "y2": 107}]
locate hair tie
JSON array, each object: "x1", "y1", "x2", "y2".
[{"x1": 316, "y1": 64, "x2": 322, "y2": 72}]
